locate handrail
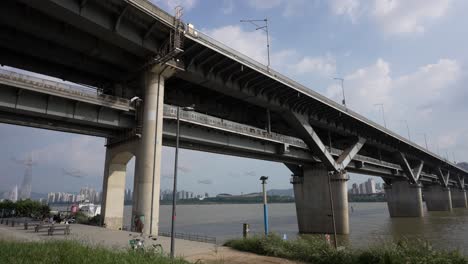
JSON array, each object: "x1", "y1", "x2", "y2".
[{"x1": 0, "y1": 69, "x2": 132, "y2": 110}]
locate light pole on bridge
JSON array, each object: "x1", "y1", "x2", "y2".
[
  {"x1": 334, "y1": 77, "x2": 346, "y2": 107},
  {"x1": 399, "y1": 120, "x2": 411, "y2": 141},
  {"x1": 373, "y1": 103, "x2": 387, "y2": 128},
  {"x1": 240, "y1": 18, "x2": 271, "y2": 71}
]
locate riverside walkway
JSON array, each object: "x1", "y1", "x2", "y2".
[{"x1": 0, "y1": 223, "x2": 300, "y2": 264}]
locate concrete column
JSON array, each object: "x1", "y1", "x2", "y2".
[
  {"x1": 424, "y1": 185, "x2": 452, "y2": 211},
  {"x1": 451, "y1": 189, "x2": 468, "y2": 208},
  {"x1": 101, "y1": 141, "x2": 136, "y2": 230},
  {"x1": 293, "y1": 164, "x2": 349, "y2": 234},
  {"x1": 385, "y1": 180, "x2": 423, "y2": 217},
  {"x1": 133, "y1": 67, "x2": 172, "y2": 235}
]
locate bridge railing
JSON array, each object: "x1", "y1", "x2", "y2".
[
  {"x1": 0, "y1": 68, "x2": 131, "y2": 109},
  {"x1": 163, "y1": 104, "x2": 308, "y2": 149}
]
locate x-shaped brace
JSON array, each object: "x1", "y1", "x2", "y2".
[
  {"x1": 437, "y1": 168, "x2": 450, "y2": 188},
  {"x1": 287, "y1": 113, "x2": 366, "y2": 172},
  {"x1": 397, "y1": 152, "x2": 424, "y2": 184}
]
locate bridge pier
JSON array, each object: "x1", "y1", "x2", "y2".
[
  {"x1": 132, "y1": 67, "x2": 173, "y2": 235},
  {"x1": 385, "y1": 180, "x2": 423, "y2": 217},
  {"x1": 424, "y1": 185, "x2": 452, "y2": 211},
  {"x1": 293, "y1": 164, "x2": 349, "y2": 234},
  {"x1": 451, "y1": 189, "x2": 467, "y2": 208},
  {"x1": 101, "y1": 140, "x2": 137, "y2": 230}
]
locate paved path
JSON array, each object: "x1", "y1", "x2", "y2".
[{"x1": 0, "y1": 222, "x2": 301, "y2": 264}]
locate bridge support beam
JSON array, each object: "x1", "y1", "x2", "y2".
[
  {"x1": 385, "y1": 180, "x2": 423, "y2": 217},
  {"x1": 424, "y1": 185, "x2": 452, "y2": 211},
  {"x1": 451, "y1": 189, "x2": 467, "y2": 208},
  {"x1": 293, "y1": 164, "x2": 349, "y2": 234},
  {"x1": 132, "y1": 67, "x2": 173, "y2": 235},
  {"x1": 101, "y1": 140, "x2": 136, "y2": 230}
]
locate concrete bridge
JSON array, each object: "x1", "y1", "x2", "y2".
[{"x1": 0, "y1": 0, "x2": 467, "y2": 235}]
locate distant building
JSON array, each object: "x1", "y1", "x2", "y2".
[
  {"x1": 365, "y1": 178, "x2": 376, "y2": 194},
  {"x1": 359, "y1": 183, "x2": 366, "y2": 195},
  {"x1": 350, "y1": 183, "x2": 359, "y2": 194}
]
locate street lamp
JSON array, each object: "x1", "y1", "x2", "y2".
[
  {"x1": 418, "y1": 132, "x2": 428, "y2": 150},
  {"x1": 260, "y1": 176, "x2": 269, "y2": 235},
  {"x1": 240, "y1": 18, "x2": 270, "y2": 71},
  {"x1": 373, "y1": 103, "x2": 387, "y2": 128},
  {"x1": 333, "y1": 77, "x2": 346, "y2": 107},
  {"x1": 399, "y1": 120, "x2": 411, "y2": 141},
  {"x1": 170, "y1": 105, "x2": 195, "y2": 259}
]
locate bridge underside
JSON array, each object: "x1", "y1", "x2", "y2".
[{"x1": 0, "y1": 0, "x2": 467, "y2": 235}]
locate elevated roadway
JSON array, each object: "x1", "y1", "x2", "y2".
[{"x1": 0, "y1": 0, "x2": 467, "y2": 235}]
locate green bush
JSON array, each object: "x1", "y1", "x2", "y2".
[
  {"x1": 225, "y1": 234, "x2": 467, "y2": 264},
  {"x1": 0, "y1": 240, "x2": 188, "y2": 264},
  {"x1": 0, "y1": 199, "x2": 50, "y2": 218}
]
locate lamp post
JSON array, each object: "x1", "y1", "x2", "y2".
[
  {"x1": 240, "y1": 18, "x2": 270, "y2": 71},
  {"x1": 373, "y1": 103, "x2": 387, "y2": 128},
  {"x1": 333, "y1": 77, "x2": 346, "y2": 107},
  {"x1": 418, "y1": 132, "x2": 428, "y2": 150},
  {"x1": 170, "y1": 105, "x2": 195, "y2": 259},
  {"x1": 260, "y1": 176, "x2": 269, "y2": 235},
  {"x1": 399, "y1": 120, "x2": 411, "y2": 141}
]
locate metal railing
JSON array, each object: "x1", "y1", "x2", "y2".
[
  {"x1": 163, "y1": 104, "x2": 307, "y2": 149},
  {"x1": 163, "y1": 105, "x2": 402, "y2": 170},
  {"x1": 0, "y1": 68, "x2": 132, "y2": 110},
  {"x1": 158, "y1": 231, "x2": 216, "y2": 244}
]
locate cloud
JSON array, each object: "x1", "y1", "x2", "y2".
[
  {"x1": 326, "y1": 58, "x2": 462, "y2": 146},
  {"x1": 330, "y1": 0, "x2": 452, "y2": 34},
  {"x1": 62, "y1": 168, "x2": 86, "y2": 178},
  {"x1": 197, "y1": 179, "x2": 213, "y2": 185},
  {"x1": 203, "y1": 25, "x2": 331, "y2": 77},
  {"x1": 204, "y1": 25, "x2": 270, "y2": 64},
  {"x1": 221, "y1": 0, "x2": 234, "y2": 14},
  {"x1": 245, "y1": 0, "x2": 317, "y2": 17},
  {"x1": 327, "y1": 58, "x2": 460, "y2": 116},
  {"x1": 330, "y1": 0, "x2": 362, "y2": 23},
  {"x1": 244, "y1": 171, "x2": 256, "y2": 177},
  {"x1": 246, "y1": 0, "x2": 282, "y2": 10},
  {"x1": 177, "y1": 165, "x2": 192, "y2": 173},
  {"x1": 29, "y1": 136, "x2": 105, "y2": 179},
  {"x1": 150, "y1": 0, "x2": 197, "y2": 12},
  {"x1": 288, "y1": 54, "x2": 336, "y2": 76}
]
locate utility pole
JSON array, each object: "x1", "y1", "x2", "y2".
[
  {"x1": 170, "y1": 105, "x2": 195, "y2": 259},
  {"x1": 334, "y1": 77, "x2": 346, "y2": 107},
  {"x1": 374, "y1": 103, "x2": 387, "y2": 128},
  {"x1": 240, "y1": 18, "x2": 270, "y2": 71}
]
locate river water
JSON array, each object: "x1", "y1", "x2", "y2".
[{"x1": 121, "y1": 202, "x2": 468, "y2": 253}]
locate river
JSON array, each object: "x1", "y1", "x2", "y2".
[{"x1": 120, "y1": 202, "x2": 468, "y2": 253}]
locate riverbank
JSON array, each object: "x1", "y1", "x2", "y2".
[
  {"x1": 0, "y1": 221, "x2": 300, "y2": 264},
  {"x1": 225, "y1": 234, "x2": 467, "y2": 264}
]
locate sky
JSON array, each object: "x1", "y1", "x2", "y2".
[{"x1": 2, "y1": 0, "x2": 468, "y2": 196}]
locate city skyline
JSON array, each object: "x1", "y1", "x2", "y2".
[{"x1": 1, "y1": 0, "x2": 468, "y2": 197}]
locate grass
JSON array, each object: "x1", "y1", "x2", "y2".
[
  {"x1": 225, "y1": 234, "x2": 468, "y2": 264},
  {"x1": 0, "y1": 240, "x2": 189, "y2": 264}
]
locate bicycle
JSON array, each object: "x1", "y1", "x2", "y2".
[{"x1": 129, "y1": 234, "x2": 163, "y2": 254}]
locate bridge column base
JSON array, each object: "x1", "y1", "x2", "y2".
[
  {"x1": 424, "y1": 185, "x2": 452, "y2": 211},
  {"x1": 451, "y1": 189, "x2": 467, "y2": 208},
  {"x1": 101, "y1": 140, "x2": 137, "y2": 230},
  {"x1": 385, "y1": 180, "x2": 423, "y2": 217},
  {"x1": 293, "y1": 164, "x2": 349, "y2": 234}
]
